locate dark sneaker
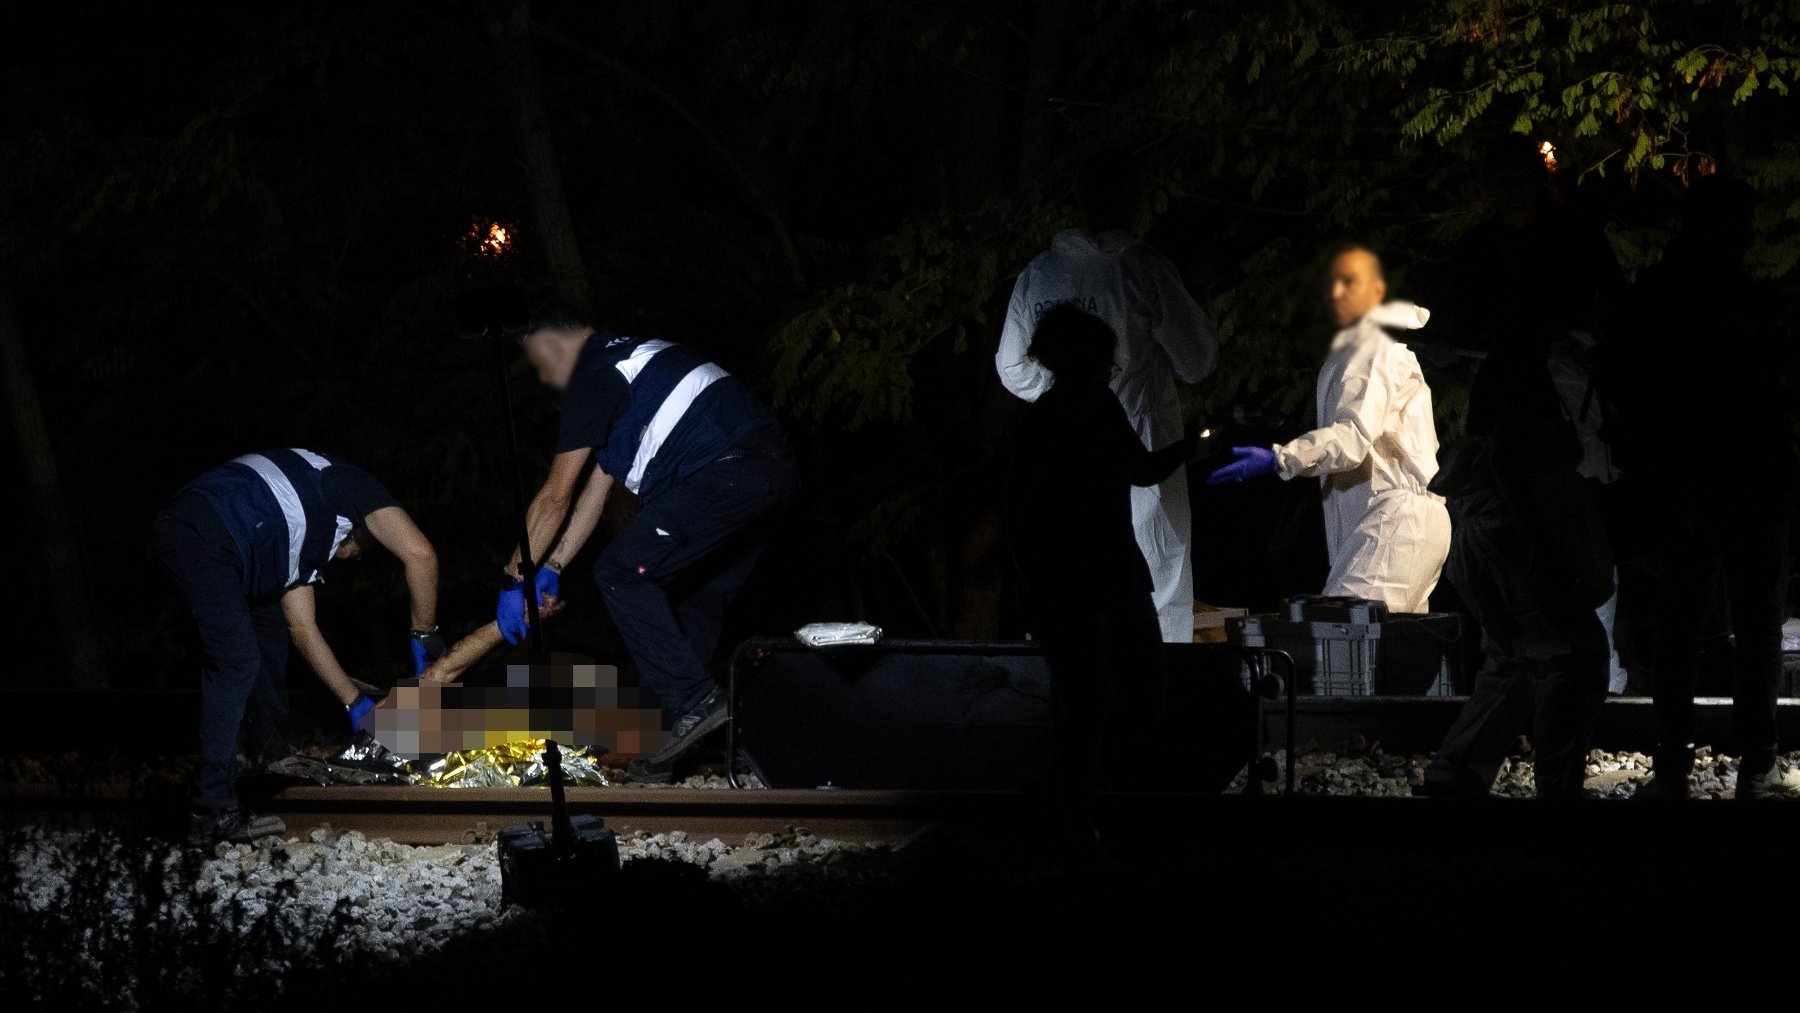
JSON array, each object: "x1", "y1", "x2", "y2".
[
  {"x1": 625, "y1": 691, "x2": 727, "y2": 783},
  {"x1": 1632, "y1": 775, "x2": 1691, "y2": 801},
  {"x1": 625, "y1": 754, "x2": 678, "y2": 784},
  {"x1": 650, "y1": 690, "x2": 728, "y2": 763},
  {"x1": 187, "y1": 808, "x2": 286, "y2": 846},
  {"x1": 1737, "y1": 759, "x2": 1800, "y2": 800}
]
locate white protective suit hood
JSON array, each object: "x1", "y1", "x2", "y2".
[{"x1": 1360, "y1": 300, "x2": 1431, "y2": 332}]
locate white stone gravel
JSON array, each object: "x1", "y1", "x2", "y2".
[
  {"x1": 1230, "y1": 743, "x2": 1795, "y2": 799},
  {"x1": 0, "y1": 821, "x2": 881, "y2": 1009}
]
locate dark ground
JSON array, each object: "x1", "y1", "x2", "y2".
[{"x1": 4, "y1": 790, "x2": 1793, "y2": 1005}]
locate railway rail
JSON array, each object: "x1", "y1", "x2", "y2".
[{"x1": 0, "y1": 783, "x2": 1062, "y2": 845}]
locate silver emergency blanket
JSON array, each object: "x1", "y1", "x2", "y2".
[
  {"x1": 260, "y1": 735, "x2": 614, "y2": 787},
  {"x1": 794, "y1": 622, "x2": 883, "y2": 648}
]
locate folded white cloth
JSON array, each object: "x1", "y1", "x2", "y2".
[{"x1": 794, "y1": 622, "x2": 884, "y2": 648}]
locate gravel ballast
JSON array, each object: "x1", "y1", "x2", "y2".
[
  {"x1": 1230, "y1": 743, "x2": 1792, "y2": 799},
  {"x1": 6, "y1": 743, "x2": 1798, "y2": 1007},
  {"x1": 1, "y1": 822, "x2": 890, "y2": 1010}
]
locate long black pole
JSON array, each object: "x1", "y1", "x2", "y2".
[{"x1": 494, "y1": 329, "x2": 546, "y2": 657}]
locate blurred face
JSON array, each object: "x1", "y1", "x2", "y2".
[
  {"x1": 524, "y1": 328, "x2": 591, "y2": 390},
  {"x1": 1324, "y1": 249, "x2": 1386, "y2": 329},
  {"x1": 333, "y1": 527, "x2": 374, "y2": 561}
]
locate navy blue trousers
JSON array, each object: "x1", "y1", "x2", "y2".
[
  {"x1": 595, "y1": 455, "x2": 796, "y2": 720},
  {"x1": 150, "y1": 497, "x2": 292, "y2": 810}
]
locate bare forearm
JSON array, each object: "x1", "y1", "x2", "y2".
[
  {"x1": 403, "y1": 552, "x2": 438, "y2": 630},
  {"x1": 548, "y1": 470, "x2": 613, "y2": 567},
  {"x1": 508, "y1": 488, "x2": 571, "y2": 576},
  {"x1": 361, "y1": 506, "x2": 440, "y2": 633},
  {"x1": 286, "y1": 617, "x2": 360, "y2": 706}
]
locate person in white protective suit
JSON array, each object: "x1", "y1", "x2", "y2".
[
  {"x1": 1207, "y1": 245, "x2": 1450, "y2": 613},
  {"x1": 995, "y1": 155, "x2": 1220, "y2": 642}
]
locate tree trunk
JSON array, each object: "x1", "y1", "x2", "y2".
[
  {"x1": 0, "y1": 284, "x2": 107, "y2": 688},
  {"x1": 487, "y1": 0, "x2": 593, "y2": 311}
]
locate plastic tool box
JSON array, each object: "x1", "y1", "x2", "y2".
[{"x1": 1228, "y1": 596, "x2": 1462, "y2": 697}]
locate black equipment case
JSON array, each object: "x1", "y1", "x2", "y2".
[{"x1": 497, "y1": 740, "x2": 619, "y2": 909}]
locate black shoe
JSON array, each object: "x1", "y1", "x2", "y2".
[
  {"x1": 187, "y1": 807, "x2": 286, "y2": 846},
  {"x1": 1632, "y1": 775, "x2": 1691, "y2": 801},
  {"x1": 1635, "y1": 749, "x2": 1695, "y2": 801},
  {"x1": 652, "y1": 690, "x2": 728, "y2": 763},
  {"x1": 1737, "y1": 759, "x2": 1800, "y2": 800},
  {"x1": 625, "y1": 754, "x2": 678, "y2": 784},
  {"x1": 626, "y1": 691, "x2": 727, "y2": 783}
]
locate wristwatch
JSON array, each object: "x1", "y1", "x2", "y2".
[{"x1": 409, "y1": 625, "x2": 440, "y2": 640}]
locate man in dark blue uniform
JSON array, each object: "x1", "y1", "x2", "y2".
[
  {"x1": 149, "y1": 449, "x2": 443, "y2": 842},
  {"x1": 497, "y1": 304, "x2": 795, "y2": 782}
]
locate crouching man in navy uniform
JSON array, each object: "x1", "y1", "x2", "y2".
[
  {"x1": 498, "y1": 304, "x2": 796, "y2": 783},
  {"x1": 149, "y1": 449, "x2": 442, "y2": 843}
]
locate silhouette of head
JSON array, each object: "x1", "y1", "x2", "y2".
[
  {"x1": 1028, "y1": 305, "x2": 1118, "y2": 384},
  {"x1": 1323, "y1": 243, "x2": 1387, "y2": 328},
  {"x1": 1679, "y1": 174, "x2": 1755, "y2": 259},
  {"x1": 521, "y1": 301, "x2": 596, "y2": 390},
  {"x1": 1076, "y1": 148, "x2": 1138, "y2": 233}
]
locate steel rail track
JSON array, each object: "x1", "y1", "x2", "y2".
[{"x1": 0, "y1": 784, "x2": 1055, "y2": 845}]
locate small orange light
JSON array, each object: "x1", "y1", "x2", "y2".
[
  {"x1": 1539, "y1": 141, "x2": 1558, "y2": 172},
  {"x1": 469, "y1": 220, "x2": 513, "y2": 257}
]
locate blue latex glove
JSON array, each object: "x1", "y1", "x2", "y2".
[
  {"x1": 409, "y1": 629, "x2": 446, "y2": 675},
  {"x1": 496, "y1": 567, "x2": 560, "y2": 646},
  {"x1": 1206, "y1": 446, "x2": 1279, "y2": 485},
  {"x1": 496, "y1": 581, "x2": 527, "y2": 645},
  {"x1": 534, "y1": 565, "x2": 560, "y2": 605},
  {"x1": 348, "y1": 694, "x2": 376, "y2": 733}
]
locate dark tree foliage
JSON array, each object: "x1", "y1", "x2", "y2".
[{"x1": 1, "y1": 1, "x2": 1794, "y2": 688}]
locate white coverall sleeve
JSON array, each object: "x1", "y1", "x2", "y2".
[
  {"x1": 1127, "y1": 249, "x2": 1218, "y2": 383},
  {"x1": 1276, "y1": 342, "x2": 1394, "y2": 479},
  {"x1": 996, "y1": 272, "x2": 1053, "y2": 402}
]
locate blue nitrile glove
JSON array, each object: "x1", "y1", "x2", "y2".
[
  {"x1": 496, "y1": 578, "x2": 527, "y2": 645},
  {"x1": 1206, "y1": 446, "x2": 1280, "y2": 485},
  {"x1": 534, "y1": 564, "x2": 560, "y2": 606},
  {"x1": 348, "y1": 694, "x2": 376, "y2": 733},
  {"x1": 409, "y1": 628, "x2": 446, "y2": 675}
]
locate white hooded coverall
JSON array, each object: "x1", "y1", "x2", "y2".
[
  {"x1": 1274, "y1": 302, "x2": 1450, "y2": 613},
  {"x1": 997, "y1": 229, "x2": 1220, "y2": 641}
]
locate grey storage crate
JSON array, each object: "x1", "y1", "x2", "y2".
[{"x1": 1231, "y1": 615, "x2": 1383, "y2": 696}]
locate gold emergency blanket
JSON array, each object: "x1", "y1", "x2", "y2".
[{"x1": 417, "y1": 739, "x2": 613, "y2": 788}]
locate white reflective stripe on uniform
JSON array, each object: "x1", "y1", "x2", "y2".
[
  {"x1": 613, "y1": 339, "x2": 673, "y2": 383},
  {"x1": 293, "y1": 448, "x2": 345, "y2": 583},
  {"x1": 323, "y1": 515, "x2": 353, "y2": 576},
  {"x1": 292, "y1": 448, "x2": 333, "y2": 470},
  {"x1": 624, "y1": 362, "x2": 728, "y2": 493},
  {"x1": 232, "y1": 453, "x2": 306, "y2": 588}
]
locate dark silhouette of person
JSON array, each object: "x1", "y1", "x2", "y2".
[
  {"x1": 1449, "y1": 135, "x2": 1657, "y2": 696},
  {"x1": 1421, "y1": 329, "x2": 1615, "y2": 797},
  {"x1": 1421, "y1": 138, "x2": 1622, "y2": 798},
  {"x1": 1611, "y1": 175, "x2": 1800, "y2": 799},
  {"x1": 997, "y1": 149, "x2": 1219, "y2": 642},
  {"x1": 1007, "y1": 305, "x2": 1196, "y2": 835}
]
